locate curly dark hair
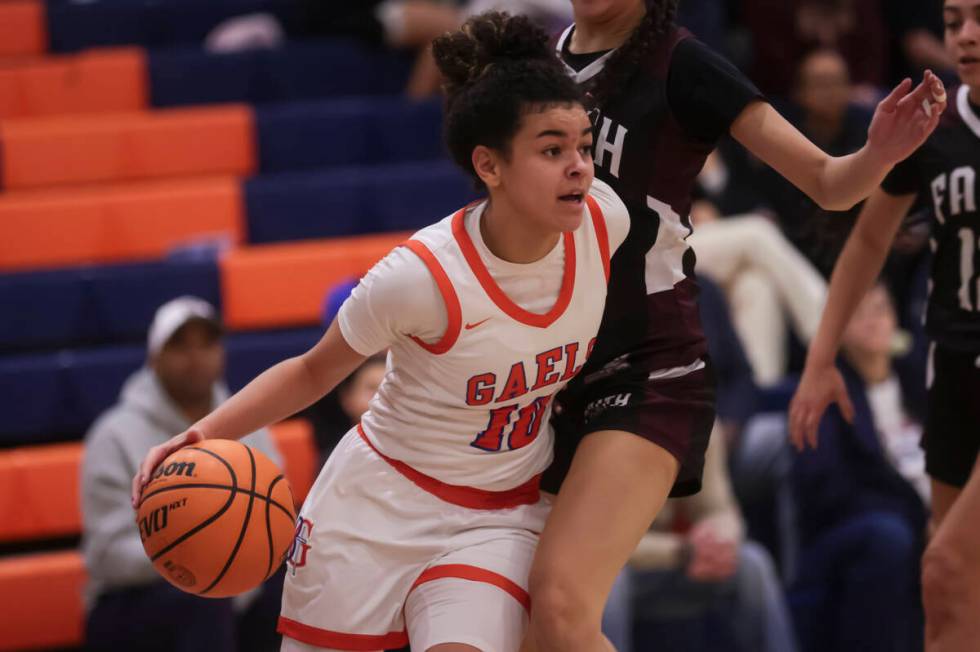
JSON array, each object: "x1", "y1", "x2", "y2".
[
  {"x1": 432, "y1": 11, "x2": 585, "y2": 190},
  {"x1": 587, "y1": 0, "x2": 679, "y2": 109}
]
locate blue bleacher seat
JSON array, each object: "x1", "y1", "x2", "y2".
[
  {"x1": 0, "y1": 328, "x2": 320, "y2": 444},
  {"x1": 255, "y1": 98, "x2": 444, "y2": 173},
  {"x1": 366, "y1": 161, "x2": 475, "y2": 232},
  {"x1": 0, "y1": 260, "x2": 220, "y2": 353},
  {"x1": 149, "y1": 40, "x2": 412, "y2": 107},
  {"x1": 244, "y1": 167, "x2": 366, "y2": 243},
  {"x1": 244, "y1": 161, "x2": 476, "y2": 244},
  {"x1": 45, "y1": 0, "x2": 304, "y2": 52}
]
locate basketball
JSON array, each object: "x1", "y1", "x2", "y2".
[{"x1": 136, "y1": 439, "x2": 297, "y2": 598}]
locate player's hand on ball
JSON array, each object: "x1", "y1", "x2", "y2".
[
  {"x1": 131, "y1": 428, "x2": 206, "y2": 508},
  {"x1": 788, "y1": 363, "x2": 854, "y2": 451},
  {"x1": 867, "y1": 70, "x2": 947, "y2": 166}
]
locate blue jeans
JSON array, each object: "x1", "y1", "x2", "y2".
[
  {"x1": 603, "y1": 541, "x2": 799, "y2": 652},
  {"x1": 790, "y1": 511, "x2": 923, "y2": 652}
]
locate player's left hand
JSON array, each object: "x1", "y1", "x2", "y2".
[{"x1": 866, "y1": 70, "x2": 947, "y2": 166}]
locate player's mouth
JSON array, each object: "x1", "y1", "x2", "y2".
[
  {"x1": 558, "y1": 192, "x2": 585, "y2": 205},
  {"x1": 960, "y1": 55, "x2": 980, "y2": 66}
]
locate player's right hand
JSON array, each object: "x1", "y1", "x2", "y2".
[
  {"x1": 788, "y1": 363, "x2": 854, "y2": 451},
  {"x1": 131, "y1": 429, "x2": 205, "y2": 509}
]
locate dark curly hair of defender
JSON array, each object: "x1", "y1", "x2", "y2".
[
  {"x1": 588, "y1": 0, "x2": 679, "y2": 109},
  {"x1": 432, "y1": 11, "x2": 585, "y2": 190}
]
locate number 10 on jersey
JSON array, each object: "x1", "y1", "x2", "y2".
[{"x1": 471, "y1": 395, "x2": 554, "y2": 452}]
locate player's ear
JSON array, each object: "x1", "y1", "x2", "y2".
[{"x1": 472, "y1": 145, "x2": 502, "y2": 189}]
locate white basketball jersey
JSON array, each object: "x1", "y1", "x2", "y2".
[{"x1": 359, "y1": 194, "x2": 615, "y2": 492}]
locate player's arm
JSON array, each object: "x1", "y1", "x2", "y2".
[
  {"x1": 731, "y1": 73, "x2": 944, "y2": 211},
  {"x1": 132, "y1": 246, "x2": 445, "y2": 505},
  {"x1": 788, "y1": 188, "x2": 918, "y2": 450}
]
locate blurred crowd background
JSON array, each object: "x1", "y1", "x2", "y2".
[{"x1": 0, "y1": 0, "x2": 951, "y2": 651}]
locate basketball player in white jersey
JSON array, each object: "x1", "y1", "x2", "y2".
[{"x1": 132, "y1": 12, "x2": 629, "y2": 652}]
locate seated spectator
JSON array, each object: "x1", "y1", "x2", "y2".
[
  {"x1": 598, "y1": 277, "x2": 794, "y2": 652},
  {"x1": 81, "y1": 297, "x2": 285, "y2": 652},
  {"x1": 602, "y1": 427, "x2": 799, "y2": 652},
  {"x1": 741, "y1": 0, "x2": 886, "y2": 98},
  {"x1": 207, "y1": 1, "x2": 573, "y2": 97},
  {"x1": 302, "y1": 280, "x2": 387, "y2": 465},
  {"x1": 756, "y1": 49, "x2": 873, "y2": 276},
  {"x1": 790, "y1": 283, "x2": 928, "y2": 652},
  {"x1": 689, "y1": 158, "x2": 828, "y2": 386}
]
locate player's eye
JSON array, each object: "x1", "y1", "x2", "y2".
[
  {"x1": 946, "y1": 19, "x2": 962, "y2": 31},
  {"x1": 580, "y1": 144, "x2": 593, "y2": 157},
  {"x1": 544, "y1": 147, "x2": 562, "y2": 157}
]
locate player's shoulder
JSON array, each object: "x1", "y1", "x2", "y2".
[
  {"x1": 588, "y1": 178, "x2": 628, "y2": 218},
  {"x1": 587, "y1": 178, "x2": 630, "y2": 250},
  {"x1": 408, "y1": 202, "x2": 476, "y2": 256},
  {"x1": 938, "y1": 84, "x2": 978, "y2": 136}
]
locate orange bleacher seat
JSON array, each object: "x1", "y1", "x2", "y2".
[
  {"x1": 0, "y1": 47, "x2": 147, "y2": 119},
  {"x1": 0, "y1": 551, "x2": 86, "y2": 651},
  {"x1": 0, "y1": 443, "x2": 81, "y2": 542},
  {"x1": 0, "y1": 420, "x2": 314, "y2": 544},
  {"x1": 0, "y1": 104, "x2": 256, "y2": 189},
  {"x1": 0, "y1": 421, "x2": 314, "y2": 650},
  {"x1": 220, "y1": 232, "x2": 407, "y2": 330},
  {"x1": 0, "y1": 1, "x2": 46, "y2": 58},
  {"x1": 0, "y1": 176, "x2": 244, "y2": 271}
]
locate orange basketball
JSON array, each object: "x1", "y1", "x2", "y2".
[{"x1": 137, "y1": 439, "x2": 297, "y2": 598}]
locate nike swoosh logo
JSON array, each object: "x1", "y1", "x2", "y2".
[{"x1": 465, "y1": 318, "x2": 491, "y2": 330}]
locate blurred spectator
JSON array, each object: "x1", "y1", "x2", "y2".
[
  {"x1": 757, "y1": 49, "x2": 873, "y2": 276},
  {"x1": 81, "y1": 297, "x2": 285, "y2": 652},
  {"x1": 602, "y1": 427, "x2": 798, "y2": 652},
  {"x1": 303, "y1": 354, "x2": 387, "y2": 467},
  {"x1": 206, "y1": 1, "x2": 573, "y2": 97},
  {"x1": 742, "y1": 0, "x2": 886, "y2": 99},
  {"x1": 790, "y1": 283, "x2": 928, "y2": 652},
  {"x1": 698, "y1": 277, "x2": 759, "y2": 439},
  {"x1": 301, "y1": 279, "x2": 387, "y2": 465},
  {"x1": 689, "y1": 156, "x2": 827, "y2": 386}
]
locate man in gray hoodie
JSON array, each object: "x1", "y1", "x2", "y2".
[{"x1": 80, "y1": 296, "x2": 284, "y2": 652}]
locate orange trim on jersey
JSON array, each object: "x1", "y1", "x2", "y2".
[
  {"x1": 357, "y1": 424, "x2": 542, "y2": 510},
  {"x1": 277, "y1": 616, "x2": 408, "y2": 650},
  {"x1": 586, "y1": 195, "x2": 611, "y2": 282},
  {"x1": 410, "y1": 563, "x2": 532, "y2": 613},
  {"x1": 451, "y1": 207, "x2": 576, "y2": 328},
  {"x1": 400, "y1": 239, "x2": 462, "y2": 355}
]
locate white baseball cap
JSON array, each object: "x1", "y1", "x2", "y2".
[{"x1": 147, "y1": 296, "x2": 221, "y2": 357}]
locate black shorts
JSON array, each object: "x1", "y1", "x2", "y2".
[
  {"x1": 923, "y1": 343, "x2": 980, "y2": 488},
  {"x1": 542, "y1": 355, "x2": 716, "y2": 498}
]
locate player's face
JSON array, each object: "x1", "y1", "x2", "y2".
[
  {"x1": 496, "y1": 104, "x2": 594, "y2": 233},
  {"x1": 945, "y1": 0, "x2": 980, "y2": 87},
  {"x1": 842, "y1": 285, "x2": 898, "y2": 359},
  {"x1": 152, "y1": 321, "x2": 225, "y2": 406}
]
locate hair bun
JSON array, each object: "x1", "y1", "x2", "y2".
[{"x1": 432, "y1": 11, "x2": 551, "y2": 95}]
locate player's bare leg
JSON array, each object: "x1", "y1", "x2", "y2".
[
  {"x1": 522, "y1": 430, "x2": 678, "y2": 652},
  {"x1": 922, "y1": 456, "x2": 980, "y2": 652}
]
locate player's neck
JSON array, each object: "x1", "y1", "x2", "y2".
[
  {"x1": 480, "y1": 200, "x2": 561, "y2": 264},
  {"x1": 571, "y1": 4, "x2": 645, "y2": 53},
  {"x1": 969, "y1": 84, "x2": 980, "y2": 107}
]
